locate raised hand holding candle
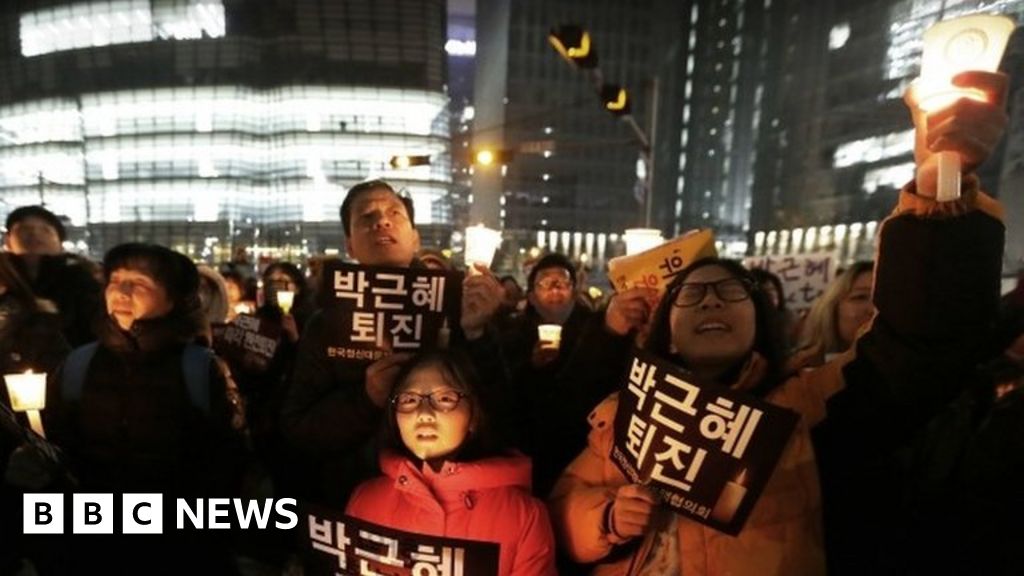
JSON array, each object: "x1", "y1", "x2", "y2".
[
  {"x1": 4, "y1": 370, "x2": 48, "y2": 438},
  {"x1": 912, "y1": 15, "x2": 1014, "y2": 202},
  {"x1": 276, "y1": 290, "x2": 295, "y2": 315}
]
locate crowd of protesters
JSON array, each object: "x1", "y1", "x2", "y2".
[{"x1": 0, "y1": 70, "x2": 1021, "y2": 576}]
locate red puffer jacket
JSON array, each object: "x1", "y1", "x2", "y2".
[{"x1": 345, "y1": 450, "x2": 558, "y2": 576}]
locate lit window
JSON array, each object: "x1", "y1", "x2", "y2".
[
  {"x1": 833, "y1": 130, "x2": 914, "y2": 168},
  {"x1": 20, "y1": 0, "x2": 226, "y2": 57},
  {"x1": 829, "y1": 22, "x2": 851, "y2": 50}
]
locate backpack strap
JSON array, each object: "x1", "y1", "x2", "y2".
[
  {"x1": 60, "y1": 342, "x2": 99, "y2": 402},
  {"x1": 60, "y1": 341, "x2": 212, "y2": 415},
  {"x1": 181, "y1": 344, "x2": 212, "y2": 416}
]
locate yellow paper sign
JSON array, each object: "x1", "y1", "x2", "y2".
[{"x1": 607, "y1": 229, "x2": 717, "y2": 295}]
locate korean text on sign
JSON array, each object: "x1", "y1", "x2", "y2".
[
  {"x1": 324, "y1": 263, "x2": 462, "y2": 363},
  {"x1": 742, "y1": 253, "x2": 836, "y2": 313},
  {"x1": 612, "y1": 350, "x2": 799, "y2": 535},
  {"x1": 303, "y1": 508, "x2": 499, "y2": 576}
]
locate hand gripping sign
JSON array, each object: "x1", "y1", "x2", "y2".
[
  {"x1": 321, "y1": 262, "x2": 464, "y2": 366},
  {"x1": 611, "y1": 350, "x2": 798, "y2": 535}
]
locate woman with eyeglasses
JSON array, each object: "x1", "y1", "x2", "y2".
[
  {"x1": 549, "y1": 70, "x2": 1009, "y2": 576},
  {"x1": 345, "y1": 349, "x2": 558, "y2": 576}
]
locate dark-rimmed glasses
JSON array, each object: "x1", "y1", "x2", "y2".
[
  {"x1": 392, "y1": 390, "x2": 469, "y2": 413},
  {"x1": 672, "y1": 278, "x2": 752, "y2": 308}
]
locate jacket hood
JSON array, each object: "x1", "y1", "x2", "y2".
[{"x1": 379, "y1": 450, "x2": 533, "y2": 496}]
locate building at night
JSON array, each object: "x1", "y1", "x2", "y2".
[
  {"x1": 470, "y1": 0, "x2": 684, "y2": 271},
  {"x1": 0, "y1": 0, "x2": 452, "y2": 261},
  {"x1": 749, "y1": 0, "x2": 1024, "y2": 264}
]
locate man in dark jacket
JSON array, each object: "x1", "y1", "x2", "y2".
[
  {"x1": 281, "y1": 180, "x2": 505, "y2": 505},
  {"x1": 3, "y1": 205, "x2": 103, "y2": 346}
]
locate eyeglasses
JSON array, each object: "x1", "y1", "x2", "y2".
[
  {"x1": 672, "y1": 278, "x2": 752, "y2": 308},
  {"x1": 534, "y1": 280, "x2": 573, "y2": 292},
  {"x1": 392, "y1": 390, "x2": 468, "y2": 413}
]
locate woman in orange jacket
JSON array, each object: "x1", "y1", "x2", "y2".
[{"x1": 548, "y1": 70, "x2": 1009, "y2": 576}]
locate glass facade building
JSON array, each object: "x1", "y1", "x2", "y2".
[{"x1": 0, "y1": 0, "x2": 451, "y2": 261}]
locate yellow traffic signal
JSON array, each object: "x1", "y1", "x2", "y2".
[
  {"x1": 601, "y1": 84, "x2": 631, "y2": 116},
  {"x1": 548, "y1": 25, "x2": 598, "y2": 69}
]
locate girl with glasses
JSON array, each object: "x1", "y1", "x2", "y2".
[{"x1": 345, "y1": 350, "x2": 557, "y2": 576}]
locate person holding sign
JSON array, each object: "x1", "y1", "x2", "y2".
[
  {"x1": 345, "y1": 350, "x2": 557, "y2": 576},
  {"x1": 550, "y1": 69, "x2": 1009, "y2": 575},
  {"x1": 283, "y1": 180, "x2": 505, "y2": 506}
]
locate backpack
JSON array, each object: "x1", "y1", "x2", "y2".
[{"x1": 60, "y1": 342, "x2": 213, "y2": 415}]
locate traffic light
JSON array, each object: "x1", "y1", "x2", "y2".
[
  {"x1": 473, "y1": 149, "x2": 515, "y2": 166},
  {"x1": 601, "y1": 84, "x2": 631, "y2": 116},
  {"x1": 389, "y1": 154, "x2": 431, "y2": 169},
  {"x1": 548, "y1": 25, "x2": 598, "y2": 69}
]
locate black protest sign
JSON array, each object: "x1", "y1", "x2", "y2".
[
  {"x1": 611, "y1": 350, "x2": 798, "y2": 535},
  {"x1": 302, "y1": 504, "x2": 500, "y2": 576},
  {"x1": 321, "y1": 262, "x2": 463, "y2": 365},
  {"x1": 212, "y1": 314, "x2": 281, "y2": 372}
]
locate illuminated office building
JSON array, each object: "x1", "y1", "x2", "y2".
[
  {"x1": 0, "y1": 0, "x2": 452, "y2": 261},
  {"x1": 750, "y1": 0, "x2": 1024, "y2": 262}
]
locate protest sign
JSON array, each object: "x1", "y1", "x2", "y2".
[
  {"x1": 612, "y1": 350, "x2": 798, "y2": 535},
  {"x1": 302, "y1": 505, "x2": 500, "y2": 576},
  {"x1": 742, "y1": 253, "x2": 837, "y2": 313},
  {"x1": 211, "y1": 314, "x2": 281, "y2": 372},
  {"x1": 321, "y1": 263, "x2": 463, "y2": 365},
  {"x1": 607, "y1": 229, "x2": 717, "y2": 297}
]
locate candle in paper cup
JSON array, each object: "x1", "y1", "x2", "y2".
[
  {"x1": 4, "y1": 371, "x2": 47, "y2": 412},
  {"x1": 4, "y1": 370, "x2": 48, "y2": 438},
  {"x1": 464, "y1": 224, "x2": 503, "y2": 270},
  {"x1": 537, "y1": 324, "x2": 563, "y2": 350},
  {"x1": 276, "y1": 290, "x2": 295, "y2": 315}
]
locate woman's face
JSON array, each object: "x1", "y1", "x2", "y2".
[
  {"x1": 836, "y1": 271, "x2": 874, "y2": 349},
  {"x1": 394, "y1": 365, "x2": 473, "y2": 464},
  {"x1": 669, "y1": 265, "x2": 757, "y2": 374},
  {"x1": 105, "y1": 268, "x2": 174, "y2": 330},
  {"x1": 225, "y1": 280, "x2": 244, "y2": 305},
  {"x1": 266, "y1": 270, "x2": 298, "y2": 302}
]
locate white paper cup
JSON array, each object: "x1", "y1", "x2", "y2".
[
  {"x1": 4, "y1": 371, "x2": 47, "y2": 412},
  {"x1": 276, "y1": 290, "x2": 295, "y2": 314},
  {"x1": 538, "y1": 324, "x2": 562, "y2": 350},
  {"x1": 464, "y1": 225, "x2": 503, "y2": 269}
]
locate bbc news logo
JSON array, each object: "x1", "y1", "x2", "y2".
[{"x1": 23, "y1": 494, "x2": 298, "y2": 534}]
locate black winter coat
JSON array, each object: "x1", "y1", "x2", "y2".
[{"x1": 38, "y1": 312, "x2": 246, "y2": 575}]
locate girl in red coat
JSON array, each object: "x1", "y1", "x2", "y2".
[{"x1": 345, "y1": 350, "x2": 558, "y2": 576}]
